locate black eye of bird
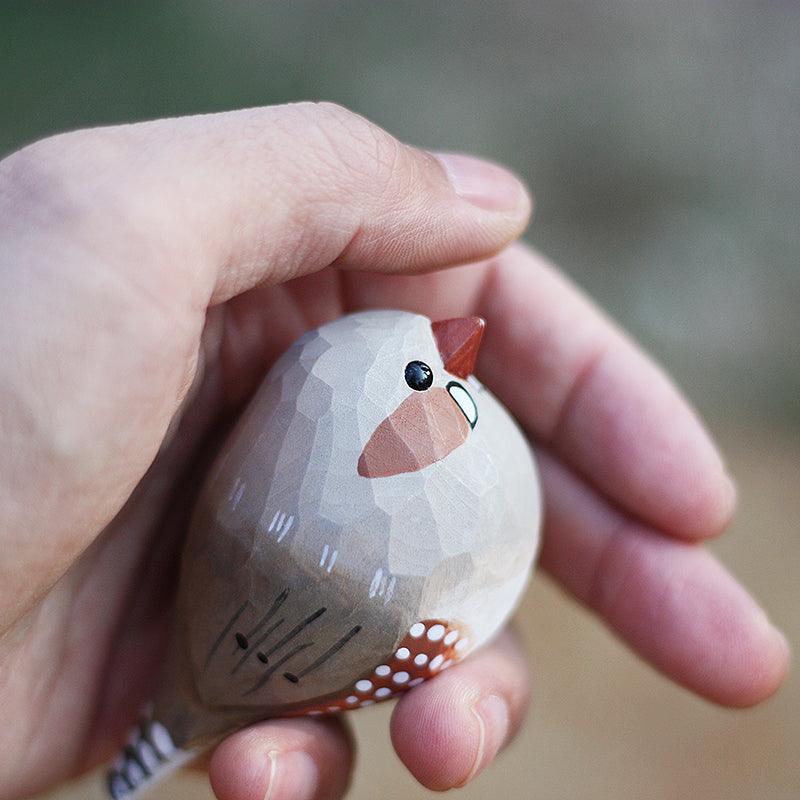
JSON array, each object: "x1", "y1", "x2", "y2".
[{"x1": 405, "y1": 360, "x2": 433, "y2": 391}]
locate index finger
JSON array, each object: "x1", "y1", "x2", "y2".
[
  {"x1": 475, "y1": 243, "x2": 735, "y2": 539},
  {"x1": 341, "y1": 242, "x2": 734, "y2": 540}
]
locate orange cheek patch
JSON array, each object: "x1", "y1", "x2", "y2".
[
  {"x1": 286, "y1": 620, "x2": 468, "y2": 717},
  {"x1": 358, "y1": 388, "x2": 470, "y2": 478}
]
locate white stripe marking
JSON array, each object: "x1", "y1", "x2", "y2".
[
  {"x1": 277, "y1": 514, "x2": 294, "y2": 542},
  {"x1": 327, "y1": 550, "x2": 338, "y2": 573},
  {"x1": 230, "y1": 480, "x2": 245, "y2": 509},
  {"x1": 369, "y1": 568, "x2": 383, "y2": 598}
]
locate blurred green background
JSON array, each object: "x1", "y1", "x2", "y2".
[{"x1": 2, "y1": 2, "x2": 797, "y2": 799}]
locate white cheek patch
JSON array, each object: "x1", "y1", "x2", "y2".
[{"x1": 447, "y1": 382, "x2": 478, "y2": 429}]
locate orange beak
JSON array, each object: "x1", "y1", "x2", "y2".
[
  {"x1": 431, "y1": 316, "x2": 485, "y2": 378},
  {"x1": 357, "y1": 316, "x2": 484, "y2": 479}
]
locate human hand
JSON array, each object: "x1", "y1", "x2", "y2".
[{"x1": 0, "y1": 103, "x2": 788, "y2": 800}]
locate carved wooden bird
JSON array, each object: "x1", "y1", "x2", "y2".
[{"x1": 108, "y1": 310, "x2": 541, "y2": 799}]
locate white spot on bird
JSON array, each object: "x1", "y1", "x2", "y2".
[{"x1": 427, "y1": 624, "x2": 445, "y2": 642}]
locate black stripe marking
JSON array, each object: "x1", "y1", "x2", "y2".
[
  {"x1": 204, "y1": 601, "x2": 248, "y2": 669},
  {"x1": 139, "y1": 720, "x2": 166, "y2": 763},
  {"x1": 262, "y1": 607, "x2": 326, "y2": 659},
  {"x1": 296, "y1": 625, "x2": 362, "y2": 679},
  {"x1": 230, "y1": 618, "x2": 284, "y2": 674},
  {"x1": 107, "y1": 770, "x2": 134, "y2": 798},
  {"x1": 246, "y1": 588, "x2": 289, "y2": 638},
  {"x1": 123, "y1": 743, "x2": 151, "y2": 778},
  {"x1": 243, "y1": 642, "x2": 313, "y2": 696}
]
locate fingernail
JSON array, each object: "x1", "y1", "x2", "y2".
[
  {"x1": 264, "y1": 750, "x2": 319, "y2": 800},
  {"x1": 464, "y1": 694, "x2": 509, "y2": 785},
  {"x1": 433, "y1": 152, "x2": 529, "y2": 213},
  {"x1": 721, "y1": 472, "x2": 738, "y2": 516}
]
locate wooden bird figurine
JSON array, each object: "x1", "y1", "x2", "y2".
[{"x1": 107, "y1": 310, "x2": 541, "y2": 798}]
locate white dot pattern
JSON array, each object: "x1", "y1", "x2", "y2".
[{"x1": 288, "y1": 620, "x2": 468, "y2": 717}]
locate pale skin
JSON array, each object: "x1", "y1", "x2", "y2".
[{"x1": 0, "y1": 102, "x2": 789, "y2": 800}]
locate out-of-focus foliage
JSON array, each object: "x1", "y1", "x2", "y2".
[{"x1": 1, "y1": 0, "x2": 797, "y2": 423}]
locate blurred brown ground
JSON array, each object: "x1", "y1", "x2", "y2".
[{"x1": 42, "y1": 418, "x2": 799, "y2": 799}]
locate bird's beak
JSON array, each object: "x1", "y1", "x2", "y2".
[
  {"x1": 357, "y1": 317, "x2": 485, "y2": 479},
  {"x1": 431, "y1": 316, "x2": 485, "y2": 379}
]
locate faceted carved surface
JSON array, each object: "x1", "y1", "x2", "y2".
[{"x1": 152, "y1": 310, "x2": 542, "y2": 748}]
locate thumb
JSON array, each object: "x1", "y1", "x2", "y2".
[
  {"x1": 6, "y1": 102, "x2": 531, "y2": 305},
  {"x1": 0, "y1": 103, "x2": 530, "y2": 623}
]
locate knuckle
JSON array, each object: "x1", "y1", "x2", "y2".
[
  {"x1": 1, "y1": 128, "x2": 184, "y2": 287},
  {"x1": 0, "y1": 129, "x2": 132, "y2": 235},
  {"x1": 0, "y1": 134, "x2": 80, "y2": 231},
  {"x1": 297, "y1": 101, "x2": 409, "y2": 196}
]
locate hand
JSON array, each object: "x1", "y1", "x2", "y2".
[{"x1": 0, "y1": 103, "x2": 788, "y2": 800}]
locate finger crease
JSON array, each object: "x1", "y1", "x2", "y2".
[
  {"x1": 585, "y1": 518, "x2": 633, "y2": 620},
  {"x1": 547, "y1": 343, "x2": 608, "y2": 444}
]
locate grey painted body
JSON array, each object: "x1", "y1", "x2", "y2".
[{"x1": 154, "y1": 310, "x2": 541, "y2": 746}]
